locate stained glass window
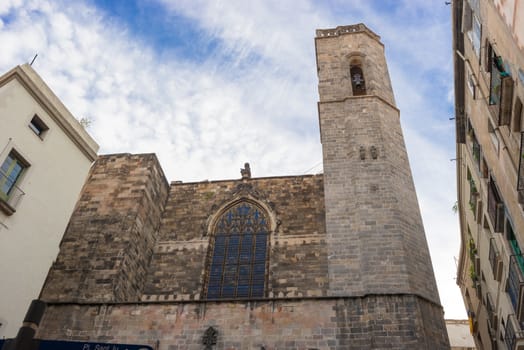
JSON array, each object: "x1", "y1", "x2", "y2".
[{"x1": 206, "y1": 201, "x2": 269, "y2": 299}]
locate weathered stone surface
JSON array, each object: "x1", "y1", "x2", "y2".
[
  {"x1": 40, "y1": 153, "x2": 170, "y2": 302},
  {"x1": 316, "y1": 25, "x2": 441, "y2": 304},
  {"x1": 37, "y1": 295, "x2": 448, "y2": 350},
  {"x1": 143, "y1": 175, "x2": 327, "y2": 299}
]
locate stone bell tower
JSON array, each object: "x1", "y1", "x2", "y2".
[{"x1": 316, "y1": 24, "x2": 450, "y2": 348}]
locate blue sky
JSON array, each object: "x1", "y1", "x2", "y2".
[{"x1": 0, "y1": 0, "x2": 463, "y2": 318}]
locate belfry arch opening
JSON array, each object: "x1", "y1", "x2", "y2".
[
  {"x1": 350, "y1": 65, "x2": 366, "y2": 96},
  {"x1": 348, "y1": 54, "x2": 367, "y2": 96}
]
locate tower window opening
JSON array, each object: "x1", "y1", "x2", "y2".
[
  {"x1": 28, "y1": 115, "x2": 49, "y2": 138},
  {"x1": 351, "y1": 66, "x2": 366, "y2": 96}
]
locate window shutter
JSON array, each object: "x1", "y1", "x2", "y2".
[
  {"x1": 499, "y1": 76, "x2": 514, "y2": 126},
  {"x1": 463, "y1": 1, "x2": 473, "y2": 33}
]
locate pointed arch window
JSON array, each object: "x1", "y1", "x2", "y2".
[
  {"x1": 351, "y1": 65, "x2": 366, "y2": 96},
  {"x1": 206, "y1": 201, "x2": 269, "y2": 299}
]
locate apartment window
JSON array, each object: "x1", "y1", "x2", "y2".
[
  {"x1": 463, "y1": 0, "x2": 481, "y2": 58},
  {"x1": 490, "y1": 55, "x2": 503, "y2": 106},
  {"x1": 0, "y1": 150, "x2": 28, "y2": 214},
  {"x1": 0, "y1": 151, "x2": 27, "y2": 199},
  {"x1": 468, "y1": 124, "x2": 481, "y2": 170},
  {"x1": 467, "y1": 168, "x2": 479, "y2": 215},
  {"x1": 488, "y1": 120, "x2": 499, "y2": 154},
  {"x1": 505, "y1": 217, "x2": 524, "y2": 326},
  {"x1": 489, "y1": 51, "x2": 514, "y2": 127},
  {"x1": 506, "y1": 219, "x2": 520, "y2": 255},
  {"x1": 517, "y1": 131, "x2": 524, "y2": 207},
  {"x1": 489, "y1": 238, "x2": 503, "y2": 282},
  {"x1": 206, "y1": 201, "x2": 269, "y2": 299},
  {"x1": 485, "y1": 40, "x2": 493, "y2": 72},
  {"x1": 505, "y1": 316, "x2": 518, "y2": 350},
  {"x1": 487, "y1": 178, "x2": 504, "y2": 232},
  {"x1": 513, "y1": 97, "x2": 523, "y2": 132},
  {"x1": 28, "y1": 115, "x2": 49, "y2": 138},
  {"x1": 481, "y1": 157, "x2": 489, "y2": 178},
  {"x1": 470, "y1": 15, "x2": 481, "y2": 58},
  {"x1": 467, "y1": 66, "x2": 476, "y2": 98},
  {"x1": 506, "y1": 255, "x2": 524, "y2": 322}
]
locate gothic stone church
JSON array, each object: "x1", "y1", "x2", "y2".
[{"x1": 37, "y1": 24, "x2": 450, "y2": 349}]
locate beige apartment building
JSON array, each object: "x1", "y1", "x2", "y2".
[
  {"x1": 0, "y1": 64, "x2": 98, "y2": 338},
  {"x1": 453, "y1": 0, "x2": 524, "y2": 349}
]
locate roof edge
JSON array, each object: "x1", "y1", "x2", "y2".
[
  {"x1": 315, "y1": 23, "x2": 382, "y2": 45},
  {"x1": 0, "y1": 64, "x2": 99, "y2": 161}
]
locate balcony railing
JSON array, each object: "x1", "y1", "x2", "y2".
[
  {"x1": 505, "y1": 314, "x2": 524, "y2": 350},
  {"x1": 0, "y1": 172, "x2": 25, "y2": 215},
  {"x1": 518, "y1": 133, "x2": 524, "y2": 204},
  {"x1": 507, "y1": 255, "x2": 524, "y2": 323}
]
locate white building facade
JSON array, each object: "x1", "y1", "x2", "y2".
[{"x1": 0, "y1": 64, "x2": 98, "y2": 337}]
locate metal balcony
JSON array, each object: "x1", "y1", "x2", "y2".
[
  {"x1": 0, "y1": 172, "x2": 25, "y2": 215},
  {"x1": 505, "y1": 314, "x2": 524, "y2": 350}
]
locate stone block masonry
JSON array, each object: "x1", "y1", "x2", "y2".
[
  {"x1": 41, "y1": 153, "x2": 170, "y2": 302},
  {"x1": 41, "y1": 153, "x2": 329, "y2": 302},
  {"x1": 144, "y1": 175, "x2": 327, "y2": 300},
  {"x1": 38, "y1": 295, "x2": 448, "y2": 350},
  {"x1": 316, "y1": 23, "x2": 448, "y2": 347}
]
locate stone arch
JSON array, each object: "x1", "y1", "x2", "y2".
[{"x1": 347, "y1": 52, "x2": 367, "y2": 96}]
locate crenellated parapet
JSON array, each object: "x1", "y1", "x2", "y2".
[{"x1": 316, "y1": 23, "x2": 381, "y2": 42}]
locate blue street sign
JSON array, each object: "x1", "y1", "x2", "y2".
[{"x1": 38, "y1": 339, "x2": 153, "y2": 350}]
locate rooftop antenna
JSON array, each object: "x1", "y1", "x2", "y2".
[{"x1": 29, "y1": 54, "x2": 38, "y2": 66}]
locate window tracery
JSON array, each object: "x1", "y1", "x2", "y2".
[{"x1": 206, "y1": 201, "x2": 269, "y2": 299}]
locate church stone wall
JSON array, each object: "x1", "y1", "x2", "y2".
[
  {"x1": 40, "y1": 153, "x2": 170, "y2": 303},
  {"x1": 143, "y1": 175, "x2": 328, "y2": 299},
  {"x1": 37, "y1": 295, "x2": 448, "y2": 350},
  {"x1": 41, "y1": 154, "x2": 328, "y2": 303}
]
